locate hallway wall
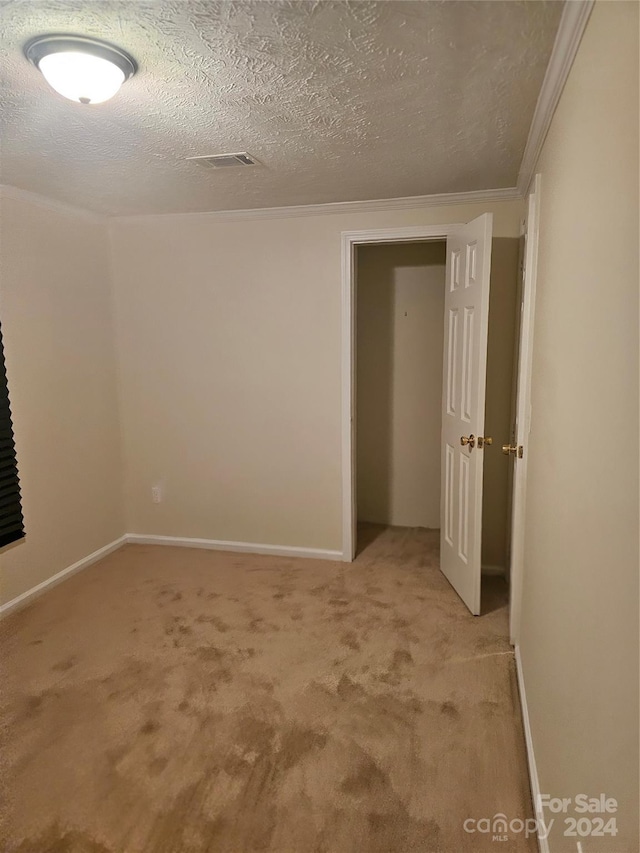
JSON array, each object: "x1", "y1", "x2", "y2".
[
  {"x1": 356, "y1": 242, "x2": 445, "y2": 528},
  {"x1": 519, "y1": 3, "x2": 639, "y2": 850}
]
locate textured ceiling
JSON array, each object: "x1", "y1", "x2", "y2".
[{"x1": 0, "y1": 1, "x2": 563, "y2": 216}]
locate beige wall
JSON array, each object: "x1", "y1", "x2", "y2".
[
  {"x1": 0, "y1": 193, "x2": 523, "y2": 605},
  {"x1": 356, "y1": 242, "x2": 446, "y2": 528},
  {"x1": 109, "y1": 200, "x2": 523, "y2": 551},
  {"x1": 0, "y1": 194, "x2": 124, "y2": 605},
  {"x1": 519, "y1": 4, "x2": 639, "y2": 851}
]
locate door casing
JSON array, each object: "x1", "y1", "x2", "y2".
[
  {"x1": 341, "y1": 224, "x2": 462, "y2": 561},
  {"x1": 509, "y1": 174, "x2": 541, "y2": 643},
  {"x1": 341, "y1": 193, "x2": 539, "y2": 636}
]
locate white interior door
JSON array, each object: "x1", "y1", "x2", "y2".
[{"x1": 440, "y1": 213, "x2": 493, "y2": 615}]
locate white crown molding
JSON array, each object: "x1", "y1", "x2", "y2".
[
  {"x1": 112, "y1": 186, "x2": 521, "y2": 225},
  {"x1": 0, "y1": 5, "x2": 593, "y2": 223},
  {"x1": 0, "y1": 184, "x2": 105, "y2": 223},
  {"x1": 517, "y1": 0, "x2": 595, "y2": 196},
  {"x1": 0, "y1": 185, "x2": 520, "y2": 224},
  {"x1": 126, "y1": 533, "x2": 342, "y2": 561}
]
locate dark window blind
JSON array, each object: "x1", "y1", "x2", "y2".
[{"x1": 0, "y1": 325, "x2": 24, "y2": 548}]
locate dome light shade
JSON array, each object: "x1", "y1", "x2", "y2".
[
  {"x1": 38, "y1": 52, "x2": 125, "y2": 104},
  {"x1": 24, "y1": 35, "x2": 136, "y2": 105}
]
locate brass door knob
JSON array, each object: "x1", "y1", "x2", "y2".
[
  {"x1": 478, "y1": 436, "x2": 493, "y2": 448},
  {"x1": 460, "y1": 435, "x2": 475, "y2": 448},
  {"x1": 502, "y1": 444, "x2": 524, "y2": 458}
]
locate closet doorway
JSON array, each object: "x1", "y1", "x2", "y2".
[
  {"x1": 341, "y1": 221, "x2": 520, "y2": 617},
  {"x1": 356, "y1": 240, "x2": 446, "y2": 533}
]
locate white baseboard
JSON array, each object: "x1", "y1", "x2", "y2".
[
  {"x1": 126, "y1": 533, "x2": 342, "y2": 562},
  {"x1": 0, "y1": 535, "x2": 127, "y2": 619},
  {"x1": 0, "y1": 533, "x2": 341, "y2": 619},
  {"x1": 515, "y1": 645, "x2": 548, "y2": 853},
  {"x1": 481, "y1": 563, "x2": 507, "y2": 577}
]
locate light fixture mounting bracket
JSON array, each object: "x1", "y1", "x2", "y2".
[{"x1": 24, "y1": 34, "x2": 137, "y2": 81}]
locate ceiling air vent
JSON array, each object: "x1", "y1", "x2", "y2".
[{"x1": 186, "y1": 152, "x2": 259, "y2": 169}]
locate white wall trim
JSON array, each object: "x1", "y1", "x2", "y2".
[
  {"x1": 509, "y1": 174, "x2": 542, "y2": 645},
  {"x1": 481, "y1": 564, "x2": 506, "y2": 577},
  {"x1": 0, "y1": 183, "x2": 522, "y2": 228},
  {"x1": 0, "y1": 184, "x2": 105, "y2": 223},
  {"x1": 0, "y1": 533, "x2": 344, "y2": 618},
  {"x1": 112, "y1": 187, "x2": 521, "y2": 225},
  {"x1": 515, "y1": 645, "x2": 549, "y2": 853},
  {"x1": 0, "y1": 3, "x2": 593, "y2": 226},
  {"x1": 126, "y1": 533, "x2": 342, "y2": 561},
  {"x1": 0, "y1": 535, "x2": 127, "y2": 619},
  {"x1": 341, "y1": 224, "x2": 461, "y2": 561},
  {"x1": 517, "y1": 0, "x2": 594, "y2": 195},
  {"x1": 0, "y1": 184, "x2": 520, "y2": 225}
]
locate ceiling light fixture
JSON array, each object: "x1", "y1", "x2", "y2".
[{"x1": 24, "y1": 34, "x2": 137, "y2": 105}]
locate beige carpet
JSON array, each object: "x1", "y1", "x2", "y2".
[{"x1": 0, "y1": 525, "x2": 535, "y2": 852}]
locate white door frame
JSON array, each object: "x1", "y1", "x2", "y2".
[
  {"x1": 341, "y1": 224, "x2": 462, "y2": 561},
  {"x1": 509, "y1": 174, "x2": 541, "y2": 643}
]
